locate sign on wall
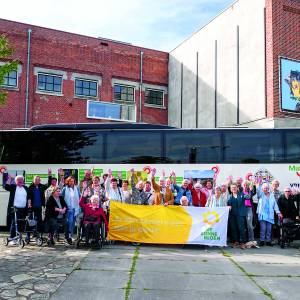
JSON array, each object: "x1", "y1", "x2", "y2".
[{"x1": 280, "y1": 57, "x2": 300, "y2": 113}]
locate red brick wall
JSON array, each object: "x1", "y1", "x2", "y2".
[
  {"x1": 266, "y1": 0, "x2": 300, "y2": 118},
  {"x1": 0, "y1": 19, "x2": 168, "y2": 129}
]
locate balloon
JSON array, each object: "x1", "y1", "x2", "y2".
[{"x1": 143, "y1": 166, "x2": 151, "y2": 174}]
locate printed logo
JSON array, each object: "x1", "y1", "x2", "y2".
[
  {"x1": 288, "y1": 165, "x2": 300, "y2": 177},
  {"x1": 202, "y1": 211, "x2": 220, "y2": 226}
]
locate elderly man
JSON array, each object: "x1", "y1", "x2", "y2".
[
  {"x1": 172, "y1": 175, "x2": 192, "y2": 206},
  {"x1": 104, "y1": 169, "x2": 124, "y2": 205},
  {"x1": 4, "y1": 175, "x2": 29, "y2": 238},
  {"x1": 180, "y1": 196, "x2": 189, "y2": 206},
  {"x1": 151, "y1": 168, "x2": 174, "y2": 205},
  {"x1": 277, "y1": 187, "x2": 299, "y2": 221}
]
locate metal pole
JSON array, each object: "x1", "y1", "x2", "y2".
[
  {"x1": 139, "y1": 51, "x2": 143, "y2": 122},
  {"x1": 25, "y1": 28, "x2": 32, "y2": 128}
]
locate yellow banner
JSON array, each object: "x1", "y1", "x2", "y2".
[{"x1": 108, "y1": 202, "x2": 192, "y2": 244}]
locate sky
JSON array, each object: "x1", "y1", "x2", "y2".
[{"x1": 0, "y1": 0, "x2": 234, "y2": 52}]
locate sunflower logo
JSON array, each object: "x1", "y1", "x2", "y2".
[{"x1": 202, "y1": 211, "x2": 220, "y2": 226}]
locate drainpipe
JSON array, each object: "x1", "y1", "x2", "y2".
[
  {"x1": 25, "y1": 28, "x2": 32, "y2": 128},
  {"x1": 139, "y1": 51, "x2": 143, "y2": 122}
]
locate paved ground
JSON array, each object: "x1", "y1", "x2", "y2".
[{"x1": 0, "y1": 233, "x2": 299, "y2": 300}]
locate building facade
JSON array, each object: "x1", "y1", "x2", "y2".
[
  {"x1": 169, "y1": 0, "x2": 300, "y2": 128},
  {"x1": 0, "y1": 19, "x2": 168, "y2": 129}
]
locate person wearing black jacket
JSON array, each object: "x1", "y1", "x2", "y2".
[
  {"x1": 4, "y1": 175, "x2": 29, "y2": 238},
  {"x1": 27, "y1": 173, "x2": 51, "y2": 231},
  {"x1": 277, "y1": 188, "x2": 299, "y2": 221},
  {"x1": 45, "y1": 187, "x2": 67, "y2": 245}
]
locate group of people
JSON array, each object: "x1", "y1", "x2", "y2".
[{"x1": 4, "y1": 167, "x2": 300, "y2": 248}]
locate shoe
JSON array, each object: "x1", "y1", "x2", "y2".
[
  {"x1": 132, "y1": 242, "x2": 140, "y2": 246},
  {"x1": 232, "y1": 242, "x2": 239, "y2": 248},
  {"x1": 240, "y1": 244, "x2": 246, "y2": 250},
  {"x1": 65, "y1": 238, "x2": 73, "y2": 245},
  {"x1": 266, "y1": 242, "x2": 273, "y2": 247},
  {"x1": 259, "y1": 241, "x2": 265, "y2": 247}
]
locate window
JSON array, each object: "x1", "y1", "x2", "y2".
[
  {"x1": 2, "y1": 70, "x2": 17, "y2": 87},
  {"x1": 285, "y1": 130, "x2": 300, "y2": 162},
  {"x1": 223, "y1": 130, "x2": 283, "y2": 163},
  {"x1": 106, "y1": 131, "x2": 162, "y2": 163},
  {"x1": 75, "y1": 79, "x2": 97, "y2": 97},
  {"x1": 37, "y1": 73, "x2": 62, "y2": 93},
  {"x1": 165, "y1": 131, "x2": 221, "y2": 163},
  {"x1": 145, "y1": 89, "x2": 164, "y2": 106},
  {"x1": 114, "y1": 85, "x2": 134, "y2": 102}
]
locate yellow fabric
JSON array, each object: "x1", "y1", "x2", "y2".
[{"x1": 108, "y1": 202, "x2": 192, "y2": 244}]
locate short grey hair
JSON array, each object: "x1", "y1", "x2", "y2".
[{"x1": 15, "y1": 175, "x2": 24, "y2": 182}]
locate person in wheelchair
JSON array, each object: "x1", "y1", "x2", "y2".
[
  {"x1": 278, "y1": 188, "x2": 299, "y2": 223},
  {"x1": 79, "y1": 194, "x2": 108, "y2": 245}
]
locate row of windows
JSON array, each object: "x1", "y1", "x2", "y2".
[
  {"x1": 0, "y1": 130, "x2": 299, "y2": 164},
  {"x1": 1, "y1": 71, "x2": 165, "y2": 107}
]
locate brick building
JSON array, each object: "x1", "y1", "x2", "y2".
[
  {"x1": 169, "y1": 0, "x2": 300, "y2": 128},
  {"x1": 0, "y1": 19, "x2": 168, "y2": 129}
]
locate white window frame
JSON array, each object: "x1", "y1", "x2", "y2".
[
  {"x1": 74, "y1": 78, "x2": 98, "y2": 99},
  {"x1": 34, "y1": 67, "x2": 66, "y2": 96}
]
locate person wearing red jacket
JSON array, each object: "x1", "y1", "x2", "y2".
[
  {"x1": 189, "y1": 182, "x2": 207, "y2": 207},
  {"x1": 79, "y1": 194, "x2": 108, "y2": 241}
]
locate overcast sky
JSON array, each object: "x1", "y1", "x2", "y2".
[{"x1": 0, "y1": 0, "x2": 234, "y2": 51}]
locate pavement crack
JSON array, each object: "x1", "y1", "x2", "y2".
[
  {"x1": 125, "y1": 246, "x2": 140, "y2": 300},
  {"x1": 220, "y1": 249, "x2": 275, "y2": 300}
]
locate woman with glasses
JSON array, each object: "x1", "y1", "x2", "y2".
[{"x1": 277, "y1": 188, "x2": 299, "y2": 222}]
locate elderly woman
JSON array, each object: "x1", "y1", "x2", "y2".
[
  {"x1": 257, "y1": 183, "x2": 282, "y2": 246},
  {"x1": 243, "y1": 180, "x2": 256, "y2": 242},
  {"x1": 45, "y1": 187, "x2": 67, "y2": 245},
  {"x1": 130, "y1": 169, "x2": 149, "y2": 205},
  {"x1": 180, "y1": 196, "x2": 189, "y2": 206},
  {"x1": 79, "y1": 195, "x2": 108, "y2": 242},
  {"x1": 206, "y1": 186, "x2": 227, "y2": 208},
  {"x1": 61, "y1": 176, "x2": 81, "y2": 244},
  {"x1": 173, "y1": 177, "x2": 192, "y2": 206},
  {"x1": 228, "y1": 183, "x2": 247, "y2": 249},
  {"x1": 191, "y1": 183, "x2": 207, "y2": 207},
  {"x1": 151, "y1": 168, "x2": 174, "y2": 206}
]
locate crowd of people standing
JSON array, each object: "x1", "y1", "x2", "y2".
[{"x1": 4, "y1": 167, "x2": 300, "y2": 248}]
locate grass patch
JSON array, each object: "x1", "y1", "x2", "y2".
[
  {"x1": 125, "y1": 246, "x2": 140, "y2": 300},
  {"x1": 202, "y1": 259, "x2": 208, "y2": 262}
]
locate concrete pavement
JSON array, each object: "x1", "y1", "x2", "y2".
[{"x1": 1, "y1": 232, "x2": 299, "y2": 300}]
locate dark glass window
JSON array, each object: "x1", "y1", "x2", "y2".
[
  {"x1": 2, "y1": 70, "x2": 17, "y2": 87},
  {"x1": 145, "y1": 89, "x2": 163, "y2": 106},
  {"x1": 285, "y1": 130, "x2": 300, "y2": 162},
  {"x1": 38, "y1": 74, "x2": 62, "y2": 93},
  {"x1": 224, "y1": 130, "x2": 283, "y2": 163},
  {"x1": 106, "y1": 131, "x2": 162, "y2": 163},
  {"x1": 165, "y1": 131, "x2": 221, "y2": 163},
  {"x1": 114, "y1": 85, "x2": 134, "y2": 102},
  {"x1": 75, "y1": 79, "x2": 97, "y2": 97}
]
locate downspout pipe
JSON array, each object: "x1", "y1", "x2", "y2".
[
  {"x1": 139, "y1": 51, "x2": 143, "y2": 122},
  {"x1": 25, "y1": 28, "x2": 32, "y2": 128}
]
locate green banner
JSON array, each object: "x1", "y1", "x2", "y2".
[
  {"x1": 79, "y1": 169, "x2": 103, "y2": 181},
  {"x1": 25, "y1": 174, "x2": 51, "y2": 184}
]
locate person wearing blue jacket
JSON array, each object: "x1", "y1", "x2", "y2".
[
  {"x1": 228, "y1": 183, "x2": 247, "y2": 249},
  {"x1": 173, "y1": 179, "x2": 192, "y2": 206},
  {"x1": 257, "y1": 183, "x2": 282, "y2": 246}
]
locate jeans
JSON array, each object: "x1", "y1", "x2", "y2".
[
  {"x1": 246, "y1": 207, "x2": 254, "y2": 241},
  {"x1": 66, "y1": 210, "x2": 76, "y2": 239},
  {"x1": 260, "y1": 220, "x2": 273, "y2": 242}
]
